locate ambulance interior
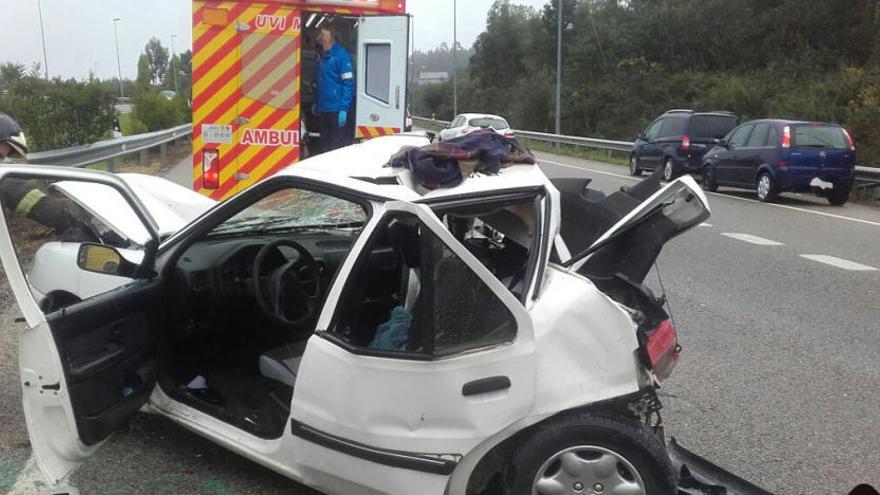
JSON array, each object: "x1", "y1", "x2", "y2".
[{"x1": 300, "y1": 13, "x2": 358, "y2": 157}]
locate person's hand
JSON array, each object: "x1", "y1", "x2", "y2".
[
  {"x1": 311, "y1": 102, "x2": 317, "y2": 116},
  {"x1": 337, "y1": 110, "x2": 347, "y2": 128}
]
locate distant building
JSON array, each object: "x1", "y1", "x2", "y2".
[{"x1": 416, "y1": 71, "x2": 449, "y2": 85}]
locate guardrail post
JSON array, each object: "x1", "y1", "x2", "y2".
[
  {"x1": 108, "y1": 157, "x2": 116, "y2": 173},
  {"x1": 160, "y1": 142, "x2": 168, "y2": 159},
  {"x1": 139, "y1": 149, "x2": 149, "y2": 166}
]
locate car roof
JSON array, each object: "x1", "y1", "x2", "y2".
[
  {"x1": 458, "y1": 113, "x2": 508, "y2": 121},
  {"x1": 739, "y1": 118, "x2": 842, "y2": 127},
  {"x1": 663, "y1": 110, "x2": 736, "y2": 118},
  {"x1": 282, "y1": 133, "x2": 548, "y2": 201}
]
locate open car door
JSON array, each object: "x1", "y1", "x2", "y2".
[
  {"x1": 354, "y1": 15, "x2": 409, "y2": 139},
  {"x1": 0, "y1": 165, "x2": 161, "y2": 485}
]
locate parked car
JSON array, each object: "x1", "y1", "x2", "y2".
[
  {"x1": 0, "y1": 135, "x2": 713, "y2": 495},
  {"x1": 700, "y1": 119, "x2": 856, "y2": 204},
  {"x1": 630, "y1": 110, "x2": 738, "y2": 181},
  {"x1": 439, "y1": 113, "x2": 514, "y2": 141}
]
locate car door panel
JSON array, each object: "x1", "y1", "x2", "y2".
[
  {"x1": 47, "y1": 281, "x2": 159, "y2": 446},
  {"x1": 642, "y1": 119, "x2": 664, "y2": 169},
  {"x1": 718, "y1": 125, "x2": 753, "y2": 186},
  {"x1": 292, "y1": 201, "x2": 536, "y2": 490},
  {"x1": 0, "y1": 165, "x2": 162, "y2": 484},
  {"x1": 738, "y1": 123, "x2": 770, "y2": 184}
]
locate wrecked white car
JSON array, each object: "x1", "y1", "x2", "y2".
[{"x1": 1, "y1": 134, "x2": 713, "y2": 495}]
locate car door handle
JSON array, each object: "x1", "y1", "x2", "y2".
[{"x1": 462, "y1": 376, "x2": 511, "y2": 396}]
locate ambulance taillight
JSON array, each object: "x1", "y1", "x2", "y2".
[{"x1": 203, "y1": 150, "x2": 220, "y2": 189}]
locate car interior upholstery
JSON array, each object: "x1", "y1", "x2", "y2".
[{"x1": 155, "y1": 190, "x2": 537, "y2": 439}]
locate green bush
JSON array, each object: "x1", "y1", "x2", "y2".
[
  {"x1": 0, "y1": 63, "x2": 116, "y2": 151},
  {"x1": 130, "y1": 84, "x2": 190, "y2": 132}
]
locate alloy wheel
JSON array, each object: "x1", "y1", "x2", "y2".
[{"x1": 757, "y1": 175, "x2": 771, "y2": 200}]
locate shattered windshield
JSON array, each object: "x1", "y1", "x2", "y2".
[{"x1": 209, "y1": 188, "x2": 367, "y2": 237}]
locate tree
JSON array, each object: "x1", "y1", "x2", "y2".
[
  {"x1": 143, "y1": 37, "x2": 170, "y2": 87},
  {"x1": 136, "y1": 53, "x2": 151, "y2": 86}
]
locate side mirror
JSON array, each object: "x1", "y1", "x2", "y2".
[
  {"x1": 638, "y1": 133, "x2": 647, "y2": 141},
  {"x1": 77, "y1": 243, "x2": 137, "y2": 278},
  {"x1": 717, "y1": 139, "x2": 728, "y2": 148}
]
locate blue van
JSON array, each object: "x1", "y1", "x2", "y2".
[{"x1": 700, "y1": 119, "x2": 856, "y2": 205}]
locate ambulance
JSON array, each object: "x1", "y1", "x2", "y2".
[{"x1": 191, "y1": 0, "x2": 409, "y2": 199}]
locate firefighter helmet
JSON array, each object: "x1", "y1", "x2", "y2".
[{"x1": 0, "y1": 113, "x2": 29, "y2": 159}]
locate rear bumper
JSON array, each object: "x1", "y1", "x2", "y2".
[
  {"x1": 668, "y1": 437, "x2": 774, "y2": 494},
  {"x1": 671, "y1": 154, "x2": 707, "y2": 174},
  {"x1": 780, "y1": 171, "x2": 855, "y2": 191}
]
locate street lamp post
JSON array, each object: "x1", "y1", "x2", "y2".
[
  {"x1": 170, "y1": 34, "x2": 179, "y2": 93},
  {"x1": 113, "y1": 17, "x2": 124, "y2": 97},
  {"x1": 37, "y1": 0, "x2": 49, "y2": 79},
  {"x1": 452, "y1": 0, "x2": 457, "y2": 117},
  {"x1": 555, "y1": 0, "x2": 562, "y2": 137}
]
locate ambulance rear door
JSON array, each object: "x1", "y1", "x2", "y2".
[
  {"x1": 234, "y1": 5, "x2": 302, "y2": 194},
  {"x1": 354, "y1": 15, "x2": 409, "y2": 140}
]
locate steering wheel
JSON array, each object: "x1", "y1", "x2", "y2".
[{"x1": 252, "y1": 239, "x2": 321, "y2": 329}]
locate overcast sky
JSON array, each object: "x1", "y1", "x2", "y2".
[{"x1": 0, "y1": 0, "x2": 549, "y2": 81}]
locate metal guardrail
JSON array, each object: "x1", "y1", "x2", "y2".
[
  {"x1": 412, "y1": 116, "x2": 632, "y2": 152},
  {"x1": 27, "y1": 124, "x2": 193, "y2": 170},
  {"x1": 413, "y1": 116, "x2": 880, "y2": 195}
]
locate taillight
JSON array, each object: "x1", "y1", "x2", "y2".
[
  {"x1": 680, "y1": 134, "x2": 690, "y2": 152},
  {"x1": 782, "y1": 126, "x2": 791, "y2": 148},
  {"x1": 203, "y1": 149, "x2": 220, "y2": 189},
  {"x1": 842, "y1": 129, "x2": 855, "y2": 151},
  {"x1": 646, "y1": 319, "x2": 679, "y2": 382},
  {"x1": 462, "y1": 127, "x2": 475, "y2": 134},
  {"x1": 503, "y1": 130, "x2": 514, "y2": 137}
]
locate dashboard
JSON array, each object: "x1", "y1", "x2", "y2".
[{"x1": 173, "y1": 232, "x2": 360, "y2": 332}]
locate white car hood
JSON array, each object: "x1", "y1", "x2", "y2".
[{"x1": 52, "y1": 173, "x2": 215, "y2": 245}]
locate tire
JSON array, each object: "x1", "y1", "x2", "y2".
[
  {"x1": 702, "y1": 165, "x2": 718, "y2": 192},
  {"x1": 629, "y1": 154, "x2": 643, "y2": 176},
  {"x1": 756, "y1": 172, "x2": 777, "y2": 202},
  {"x1": 507, "y1": 411, "x2": 676, "y2": 495},
  {"x1": 662, "y1": 158, "x2": 675, "y2": 182},
  {"x1": 827, "y1": 186, "x2": 851, "y2": 206}
]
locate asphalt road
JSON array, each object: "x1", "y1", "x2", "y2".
[{"x1": 1, "y1": 151, "x2": 878, "y2": 494}]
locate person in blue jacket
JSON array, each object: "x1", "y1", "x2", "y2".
[{"x1": 313, "y1": 24, "x2": 354, "y2": 153}]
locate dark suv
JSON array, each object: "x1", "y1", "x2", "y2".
[
  {"x1": 700, "y1": 119, "x2": 856, "y2": 205},
  {"x1": 630, "y1": 110, "x2": 738, "y2": 181}
]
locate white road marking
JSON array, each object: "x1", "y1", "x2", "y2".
[
  {"x1": 799, "y1": 254, "x2": 878, "y2": 271},
  {"x1": 721, "y1": 233, "x2": 785, "y2": 246},
  {"x1": 699, "y1": 223, "x2": 713, "y2": 227},
  {"x1": 538, "y1": 157, "x2": 880, "y2": 228}
]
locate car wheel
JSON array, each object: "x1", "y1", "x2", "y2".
[
  {"x1": 756, "y1": 173, "x2": 777, "y2": 202},
  {"x1": 629, "y1": 155, "x2": 643, "y2": 176},
  {"x1": 702, "y1": 165, "x2": 719, "y2": 192},
  {"x1": 662, "y1": 158, "x2": 675, "y2": 182},
  {"x1": 507, "y1": 412, "x2": 676, "y2": 495},
  {"x1": 827, "y1": 186, "x2": 851, "y2": 206}
]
